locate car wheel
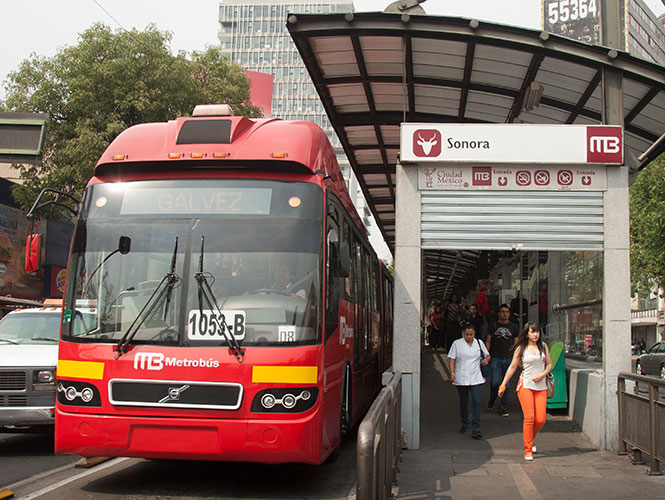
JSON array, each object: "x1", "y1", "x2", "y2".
[
  {"x1": 660, "y1": 365, "x2": 665, "y2": 379},
  {"x1": 636, "y1": 361, "x2": 643, "y2": 375}
]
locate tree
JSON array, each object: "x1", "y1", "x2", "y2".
[
  {"x1": 630, "y1": 155, "x2": 665, "y2": 293},
  {"x1": 1, "y1": 24, "x2": 262, "y2": 217}
]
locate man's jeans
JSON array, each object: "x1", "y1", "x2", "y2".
[
  {"x1": 456, "y1": 384, "x2": 483, "y2": 432},
  {"x1": 489, "y1": 357, "x2": 512, "y2": 410}
]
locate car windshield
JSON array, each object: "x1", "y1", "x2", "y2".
[
  {"x1": 0, "y1": 312, "x2": 64, "y2": 344},
  {"x1": 62, "y1": 179, "x2": 323, "y2": 347}
]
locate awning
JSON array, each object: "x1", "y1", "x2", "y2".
[{"x1": 288, "y1": 12, "x2": 665, "y2": 252}]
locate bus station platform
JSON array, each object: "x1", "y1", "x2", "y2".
[{"x1": 391, "y1": 349, "x2": 665, "y2": 500}]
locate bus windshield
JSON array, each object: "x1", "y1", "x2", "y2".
[{"x1": 62, "y1": 179, "x2": 323, "y2": 347}]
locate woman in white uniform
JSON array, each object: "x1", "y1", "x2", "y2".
[
  {"x1": 498, "y1": 322, "x2": 552, "y2": 461},
  {"x1": 448, "y1": 322, "x2": 491, "y2": 439}
]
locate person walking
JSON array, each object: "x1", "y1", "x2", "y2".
[
  {"x1": 469, "y1": 304, "x2": 487, "y2": 340},
  {"x1": 430, "y1": 304, "x2": 444, "y2": 349},
  {"x1": 443, "y1": 293, "x2": 461, "y2": 350},
  {"x1": 474, "y1": 284, "x2": 489, "y2": 317},
  {"x1": 448, "y1": 322, "x2": 491, "y2": 439},
  {"x1": 485, "y1": 304, "x2": 519, "y2": 416},
  {"x1": 498, "y1": 322, "x2": 552, "y2": 461}
]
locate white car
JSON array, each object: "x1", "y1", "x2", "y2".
[{"x1": 0, "y1": 306, "x2": 61, "y2": 430}]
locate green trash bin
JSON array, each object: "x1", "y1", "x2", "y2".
[{"x1": 547, "y1": 340, "x2": 567, "y2": 409}]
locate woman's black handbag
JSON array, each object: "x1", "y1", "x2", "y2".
[{"x1": 476, "y1": 339, "x2": 491, "y2": 378}]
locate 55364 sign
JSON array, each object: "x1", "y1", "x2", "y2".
[{"x1": 542, "y1": 0, "x2": 603, "y2": 46}]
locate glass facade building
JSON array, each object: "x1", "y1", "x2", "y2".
[
  {"x1": 218, "y1": 1, "x2": 374, "y2": 231},
  {"x1": 218, "y1": 1, "x2": 352, "y2": 148}
]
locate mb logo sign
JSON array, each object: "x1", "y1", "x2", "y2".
[{"x1": 587, "y1": 126, "x2": 622, "y2": 163}]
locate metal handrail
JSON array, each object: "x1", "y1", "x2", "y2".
[
  {"x1": 617, "y1": 371, "x2": 665, "y2": 475},
  {"x1": 553, "y1": 298, "x2": 602, "y2": 313},
  {"x1": 357, "y1": 371, "x2": 402, "y2": 500}
]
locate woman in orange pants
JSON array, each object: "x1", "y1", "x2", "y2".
[{"x1": 498, "y1": 322, "x2": 552, "y2": 461}]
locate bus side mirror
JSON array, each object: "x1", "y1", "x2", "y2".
[
  {"x1": 118, "y1": 236, "x2": 131, "y2": 255},
  {"x1": 25, "y1": 233, "x2": 41, "y2": 272},
  {"x1": 337, "y1": 241, "x2": 350, "y2": 278}
]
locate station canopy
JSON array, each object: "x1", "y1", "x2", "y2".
[{"x1": 287, "y1": 11, "x2": 665, "y2": 296}]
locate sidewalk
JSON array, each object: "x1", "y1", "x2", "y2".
[{"x1": 394, "y1": 349, "x2": 665, "y2": 500}]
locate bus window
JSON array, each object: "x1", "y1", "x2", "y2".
[
  {"x1": 343, "y1": 220, "x2": 353, "y2": 300},
  {"x1": 325, "y1": 204, "x2": 340, "y2": 341}
]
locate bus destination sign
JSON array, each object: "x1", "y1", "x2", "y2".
[{"x1": 120, "y1": 187, "x2": 272, "y2": 215}]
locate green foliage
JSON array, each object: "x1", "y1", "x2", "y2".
[
  {"x1": 1, "y1": 24, "x2": 262, "y2": 218},
  {"x1": 630, "y1": 155, "x2": 665, "y2": 293}
]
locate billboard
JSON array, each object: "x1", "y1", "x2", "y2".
[
  {"x1": 0, "y1": 202, "x2": 45, "y2": 299},
  {"x1": 541, "y1": 0, "x2": 627, "y2": 49}
]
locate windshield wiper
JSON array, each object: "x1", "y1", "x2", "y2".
[
  {"x1": 115, "y1": 238, "x2": 180, "y2": 358},
  {"x1": 194, "y1": 235, "x2": 244, "y2": 363},
  {"x1": 29, "y1": 337, "x2": 58, "y2": 342},
  {"x1": 0, "y1": 338, "x2": 19, "y2": 344}
]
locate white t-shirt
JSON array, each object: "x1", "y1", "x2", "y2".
[
  {"x1": 448, "y1": 337, "x2": 489, "y2": 386},
  {"x1": 521, "y1": 347, "x2": 547, "y2": 391}
]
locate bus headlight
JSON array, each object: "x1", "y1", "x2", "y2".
[
  {"x1": 80, "y1": 387, "x2": 94, "y2": 403},
  {"x1": 251, "y1": 387, "x2": 318, "y2": 413},
  {"x1": 261, "y1": 393, "x2": 276, "y2": 409},
  {"x1": 281, "y1": 394, "x2": 296, "y2": 409},
  {"x1": 57, "y1": 380, "x2": 101, "y2": 407}
]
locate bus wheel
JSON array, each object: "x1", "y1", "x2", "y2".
[{"x1": 341, "y1": 364, "x2": 352, "y2": 437}]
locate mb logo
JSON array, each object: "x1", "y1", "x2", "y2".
[
  {"x1": 586, "y1": 126, "x2": 622, "y2": 164},
  {"x1": 472, "y1": 167, "x2": 492, "y2": 186},
  {"x1": 134, "y1": 352, "x2": 164, "y2": 370},
  {"x1": 413, "y1": 129, "x2": 441, "y2": 157}
]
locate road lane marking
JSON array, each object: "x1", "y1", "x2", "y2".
[
  {"x1": 5, "y1": 463, "x2": 75, "y2": 491},
  {"x1": 19, "y1": 457, "x2": 129, "y2": 500}
]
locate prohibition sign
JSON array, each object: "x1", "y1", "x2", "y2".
[
  {"x1": 534, "y1": 170, "x2": 550, "y2": 185},
  {"x1": 516, "y1": 171, "x2": 531, "y2": 186},
  {"x1": 557, "y1": 170, "x2": 573, "y2": 185}
]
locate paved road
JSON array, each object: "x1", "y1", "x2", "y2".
[
  {"x1": 0, "y1": 429, "x2": 79, "y2": 487},
  {"x1": 2, "y1": 427, "x2": 357, "y2": 499}
]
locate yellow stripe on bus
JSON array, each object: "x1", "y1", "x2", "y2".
[
  {"x1": 57, "y1": 360, "x2": 105, "y2": 380},
  {"x1": 252, "y1": 366, "x2": 318, "y2": 384}
]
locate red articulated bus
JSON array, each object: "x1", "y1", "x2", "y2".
[{"x1": 48, "y1": 105, "x2": 393, "y2": 464}]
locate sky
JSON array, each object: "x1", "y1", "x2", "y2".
[
  {"x1": 3, "y1": 0, "x2": 664, "y2": 93},
  {"x1": 1, "y1": 0, "x2": 664, "y2": 260}
]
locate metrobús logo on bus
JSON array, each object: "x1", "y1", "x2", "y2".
[
  {"x1": 133, "y1": 352, "x2": 219, "y2": 371},
  {"x1": 339, "y1": 316, "x2": 354, "y2": 345}
]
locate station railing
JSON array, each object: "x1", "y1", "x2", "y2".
[
  {"x1": 357, "y1": 370, "x2": 402, "y2": 500},
  {"x1": 617, "y1": 371, "x2": 665, "y2": 475}
]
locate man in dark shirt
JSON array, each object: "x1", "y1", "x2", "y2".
[
  {"x1": 485, "y1": 303, "x2": 519, "y2": 416},
  {"x1": 469, "y1": 304, "x2": 487, "y2": 340},
  {"x1": 509, "y1": 292, "x2": 528, "y2": 329}
]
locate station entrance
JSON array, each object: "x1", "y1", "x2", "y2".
[
  {"x1": 394, "y1": 122, "x2": 628, "y2": 450},
  {"x1": 423, "y1": 248, "x2": 603, "y2": 361}
]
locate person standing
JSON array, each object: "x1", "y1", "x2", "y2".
[
  {"x1": 498, "y1": 322, "x2": 552, "y2": 461},
  {"x1": 474, "y1": 285, "x2": 489, "y2": 317},
  {"x1": 485, "y1": 304, "x2": 519, "y2": 416},
  {"x1": 449, "y1": 323, "x2": 491, "y2": 439},
  {"x1": 443, "y1": 293, "x2": 461, "y2": 350}
]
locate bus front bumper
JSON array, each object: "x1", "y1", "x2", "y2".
[{"x1": 54, "y1": 407, "x2": 326, "y2": 464}]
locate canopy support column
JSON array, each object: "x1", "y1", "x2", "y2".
[
  {"x1": 601, "y1": 0, "x2": 632, "y2": 451},
  {"x1": 394, "y1": 161, "x2": 422, "y2": 449}
]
